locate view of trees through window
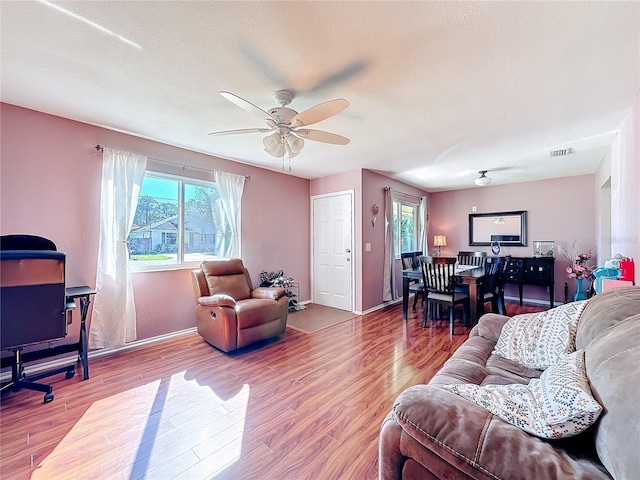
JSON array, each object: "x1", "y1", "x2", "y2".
[
  {"x1": 393, "y1": 200, "x2": 418, "y2": 255},
  {"x1": 128, "y1": 174, "x2": 231, "y2": 269}
]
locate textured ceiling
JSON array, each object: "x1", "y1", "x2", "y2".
[{"x1": 1, "y1": 1, "x2": 638, "y2": 191}]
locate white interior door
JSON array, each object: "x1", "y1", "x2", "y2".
[{"x1": 312, "y1": 192, "x2": 353, "y2": 311}]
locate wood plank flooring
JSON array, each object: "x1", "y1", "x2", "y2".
[{"x1": 0, "y1": 301, "x2": 545, "y2": 480}]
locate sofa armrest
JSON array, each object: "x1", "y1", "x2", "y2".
[
  {"x1": 252, "y1": 287, "x2": 286, "y2": 301},
  {"x1": 476, "y1": 313, "x2": 511, "y2": 343},
  {"x1": 388, "y1": 385, "x2": 609, "y2": 480},
  {"x1": 197, "y1": 294, "x2": 237, "y2": 308}
]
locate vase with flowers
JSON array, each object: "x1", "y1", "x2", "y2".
[{"x1": 561, "y1": 240, "x2": 595, "y2": 301}]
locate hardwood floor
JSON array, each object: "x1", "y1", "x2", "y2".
[{"x1": 0, "y1": 301, "x2": 545, "y2": 480}]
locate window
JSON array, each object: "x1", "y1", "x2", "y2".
[
  {"x1": 128, "y1": 172, "x2": 234, "y2": 270},
  {"x1": 392, "y1": 199, "x2": 419, "y2": 256}
]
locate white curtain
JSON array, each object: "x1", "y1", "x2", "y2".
[
  {"x1": 89, "y1": 148, "x2": 147, "y2": 349},
  {"x1": 382, "y1": 187, "x2": 397, "y2": 301},
  {"x1": 418, "y1": 196, "x2": 428, "y2": 254},
  {"x1": 214, "y1": 171, "x2": 245, "y2": 258}
]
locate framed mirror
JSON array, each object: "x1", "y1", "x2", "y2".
[{"x1": 469, "y1": 210, "x2": 527, "y2": 246}]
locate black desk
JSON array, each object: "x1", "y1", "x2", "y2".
[
  {"x1": 402, "y1": 267, "x2": 485, "y2": 322},
  {"x1": 65, "y1": 286, "x2": 96, "y2": 380}
]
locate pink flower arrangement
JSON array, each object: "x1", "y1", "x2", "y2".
[{"x1": 562, "y1": 241, "x2": 594, "y2": 279}]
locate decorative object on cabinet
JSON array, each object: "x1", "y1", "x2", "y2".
[
  {"x1": 433, "y1": 235, "x2": 446, "y2": 256},
  {"x1": 491, "y1": 241, "x2": 501, "y2": 256},
  {"x1": 533, "y1": 241, "x2": 555, "y2": 258},
  {"x1": 502, "y1": 256, "x2": 555, "y2": 308},
  {"x1": 469, "y1": 210, "x2": 527, "y2": 246}
]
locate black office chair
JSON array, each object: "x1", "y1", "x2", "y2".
[{"x1": 1, "y1": 235, "x2": 76, "y2": 403}]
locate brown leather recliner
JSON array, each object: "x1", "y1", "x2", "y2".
[{"x1": 191, "y1": 258, "x2": 288, "y2": 352}]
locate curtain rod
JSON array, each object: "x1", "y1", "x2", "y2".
[
  {"x1": 385, "y1": 186, "x2": 422, "y2": 201},
  {"x1": 95, "y1": 145, "x2": 250, "y2": 180}
]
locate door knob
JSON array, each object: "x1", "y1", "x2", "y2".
[{"x1": 346, "y1": 248, "x2": 351, "y2": 253}]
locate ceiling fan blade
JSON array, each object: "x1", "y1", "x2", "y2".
[
  {"x1": 219, "y1": 91, "x2": 277, "y2": 122},
  {"x1": 290, "y1": 99, "x2": 349, "y2": 127},
  {"x1": 208, "y1": 127, "x2": 273, "y2": 136},
  {"x1": 294, "y1": 129, "x2": 350, "y2": 145}
]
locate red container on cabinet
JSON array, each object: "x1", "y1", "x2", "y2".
[{"x1": 618, "y1": 260, "x2": 635, "y2": 283}]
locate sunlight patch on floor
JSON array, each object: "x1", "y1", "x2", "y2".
[{"x1": 30, "y1": 372, "x2": 250, "y2": 479}]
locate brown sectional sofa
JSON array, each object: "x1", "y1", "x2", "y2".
[{"x1": 379, "y1": 286, "x2": 639, "y2": 479}]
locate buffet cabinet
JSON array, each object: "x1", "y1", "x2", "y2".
[{"x1": 503, "y1": 256, "x2": 555, "y2": 308}]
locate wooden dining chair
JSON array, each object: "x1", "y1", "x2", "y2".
[
  {"x1": 401, "y1": 251, "x2": 424, "y2": 309},
  {"x1": 480, "y1": 256, "x2": 506, "y2": 314},
  {"x1": 457, "y1": 251, "x2": 487, "y2": 268},
  {"x1": 419, "y1": 256, "x2": 469, "y2": 335}
]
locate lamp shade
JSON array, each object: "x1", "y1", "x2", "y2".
[{"x1": 434, "y1": 235, "x2": 447, "y2": 247}]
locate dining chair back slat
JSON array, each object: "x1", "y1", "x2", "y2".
[
  {"x1": 457, "y1": 251, "x2": 487, "y2": 268},
  {"x1": 401, "y1": 251, "x2": 424, "y2": 309},
  {"x1": 481, "y1": 256, "x2": 510, "y2": 314}
]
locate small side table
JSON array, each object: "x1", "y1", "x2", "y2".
[{"x1": 65, "y1": 286, "x2": 97, "y2": 380}]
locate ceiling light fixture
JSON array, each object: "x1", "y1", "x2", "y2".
[{"x1": 474, "y1": 170, "x2": 492, "y2": 186}]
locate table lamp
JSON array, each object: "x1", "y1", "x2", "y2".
[{"x1": 433, "y1": 235, "x2": 447, "y2": 256}]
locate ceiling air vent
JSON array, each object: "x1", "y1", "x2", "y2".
[{"x1": 549, "y1": 148, "x2": 572, "y2": 157}]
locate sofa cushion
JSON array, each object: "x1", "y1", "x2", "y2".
[
  {"x1": 236, "y1": 298, "x2": 282, "y2": 329},
  {"x1": 584, "y1": 314, "x2": 640, "y2": 480},
  {"x1": 439, "y1": 350, "x2": 602, "y2": 439},
  {"x1": 576, "y1": 286, "x2": 640, "y2": 350},
  {"x1": 493, "y1": 300, "x2": 590, "y2": 369}
]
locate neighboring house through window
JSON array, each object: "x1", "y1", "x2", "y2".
[{"x1": 128, "y1": 172, "x2": 233, "y2": 270}]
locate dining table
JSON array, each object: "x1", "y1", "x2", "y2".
[{"x1": 401, "y1": 264, "x2": 485, "y2": 322}]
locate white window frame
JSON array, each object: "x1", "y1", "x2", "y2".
[
  {"x1": 392, "y1": 197, "x2": 420, "y2": 258},
  {"x1": 130, "y1": 170, "x2": 233, "y2": 272}
]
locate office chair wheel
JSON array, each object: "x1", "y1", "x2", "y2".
[
  {"x1": 65, "y1": 369, "x2": 76, "y2": 379},
  {"x1": 43, "y1": 392, "x2": 54, "y2": 403}
]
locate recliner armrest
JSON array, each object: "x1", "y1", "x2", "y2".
[
  {"x1": 252, "y1": 287, "x2": 286, "y2": 301},
  {"x1": 198, "y1": 294, "x2": 237, "y2": 308},
  {"x1": 390, "y1": 385, "x2": 606, "y2": 480}
]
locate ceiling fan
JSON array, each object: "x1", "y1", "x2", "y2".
[{"x1": 209, "y1": 90, "x2": 350, "y2": 158}]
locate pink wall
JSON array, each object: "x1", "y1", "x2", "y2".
[
  {"x1": 310, "y1": 169, "x2": 363, "y2": 310},
  {"x1": 361, "y1": 170, "x2": 429, "y2": 311},
  {"x1": 1, "y1": 103, "x2": 310, "y2": 341},
  {"x1": 429, "y1": 175, "x2": 597, "y2": 304}
]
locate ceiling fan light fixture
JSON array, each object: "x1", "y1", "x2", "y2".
[
  {"x1": 287, "y1": 135, "x2": 304, "y2": 154},
  {"x1": 474, "y1": 170, "x2": 492, "y2": 186},
  {"x1": 263, "y1": 132, "x2": 285, "y2": 157}
]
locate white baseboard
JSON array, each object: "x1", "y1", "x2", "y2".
[
  {"x1": 357, "y1": 297, "x2": 403, "y2": 316},
  {"x1": 503, "y1": 295, "x2": 560, "y2": 307}
]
